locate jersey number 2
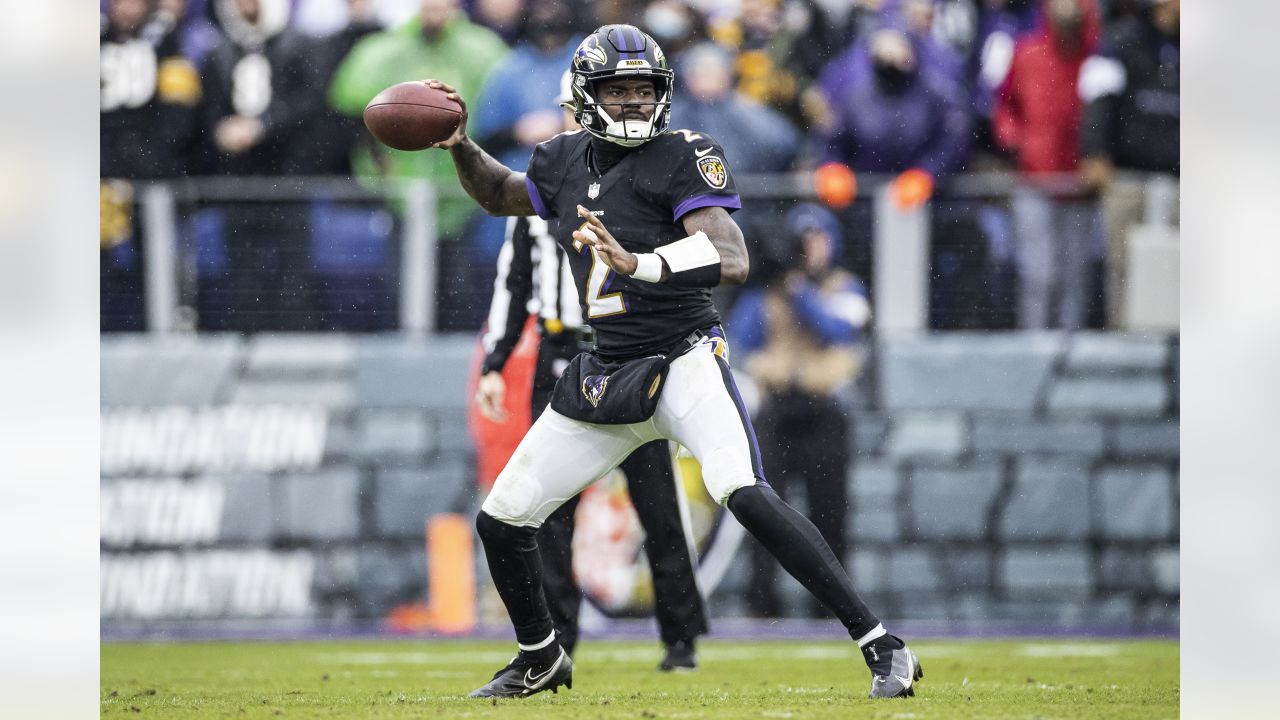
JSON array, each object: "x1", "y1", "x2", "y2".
[{"x1": 584, "y1": 246, "x2": 626, "y2": 318}]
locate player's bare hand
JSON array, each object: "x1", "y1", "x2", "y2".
[
  {"x1": 424, "y1": 79, "x2": 469, "y2": 149},
  {"x1": 574, "y1": 205, "x2": 638, "y2": 275},
  {"x1": 475, "y1": 371, "x2": 508, "y2": 423}
]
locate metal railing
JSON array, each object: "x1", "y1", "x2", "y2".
[{"x1": 125, "y1": 171, "x2": 1177, "y2": 336}]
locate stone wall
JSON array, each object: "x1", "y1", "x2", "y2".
[
  {"x1": 100, "y1": 332, "x2": 1178, "y2": 630},
  {"x1": 711, "y1": 332, "x2": 1179, "y2": 629}
]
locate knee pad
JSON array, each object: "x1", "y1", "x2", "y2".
[
  {"x1": 700, "y1": 446, "x2": 759, "y2": 506},
  {"x1": 481, "y1": 466, "x2": 545, "y2": 526}
]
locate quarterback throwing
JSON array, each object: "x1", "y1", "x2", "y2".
[{"x1": 427, "y1": 23, "x2": 922, "y2": 700}]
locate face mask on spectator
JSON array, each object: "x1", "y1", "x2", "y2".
[{"x1": 873, "y1": 62, "x2": 913, "y2": 94}]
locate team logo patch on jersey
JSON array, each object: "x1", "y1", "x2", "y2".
[
  {"x1": 582, "y1": 374, "x2": 610, "y2": 407},
  {"x1": 696, "y1": 156, "x2": 728, "y2": 189},
  {"x1": 588, "y1": 182, "x2": 600, "y2": 199}
]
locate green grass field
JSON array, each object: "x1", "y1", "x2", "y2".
[{"x1": 101, "y1": 638, "x2": 1177, "y2": 719}]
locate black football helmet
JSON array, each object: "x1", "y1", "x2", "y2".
[{"x1": 566, "y1": 24, "x2": 673, "y2": 147}]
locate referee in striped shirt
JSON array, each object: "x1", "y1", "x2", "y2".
[{"x1": 473, "y1": 73, "x2": 708, "y2": 672}]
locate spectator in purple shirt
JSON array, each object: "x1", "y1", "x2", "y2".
[{"x1": 818, "y1": 24, "x2": 970, "y2": 177}]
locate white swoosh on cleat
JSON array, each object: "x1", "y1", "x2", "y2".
[{"x1": 523, "y1": 657, "x2": 560, "y2": 688}]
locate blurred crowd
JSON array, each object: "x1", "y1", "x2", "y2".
[{"x1": 101, "y1": 0, "x2": 1179, "y2": 333}]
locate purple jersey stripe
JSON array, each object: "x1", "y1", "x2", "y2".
[
  {"x1": 525, "y1": 176, "x2": 550, "y2": 219},
  {"x1": 673, "y1": 193, "x2": 742, "y2": 221}
]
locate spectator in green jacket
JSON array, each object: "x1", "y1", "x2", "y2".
[{"x1": 328, "y1": 0, "x2": 508, "y2": 238}]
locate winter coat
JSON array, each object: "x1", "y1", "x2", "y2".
[
  {"x1": 817, "y1": 36, "x2": 970, "y2": 175},
  {"x1": 1079, "y1": 13, "x2": 1179, "y2": 173},
  {"x1": 993, "y1": 0, "x2": 1101, "y2": 174},
  {"x1": 101, "y1": 22, "x2": 201, "y2": 179},
  {"x1": 328, "y1": 14, "x2": 509, "y2": 235}
]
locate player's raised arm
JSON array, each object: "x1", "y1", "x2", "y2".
[{"x1": 425, "y1": 80, "x2": 535, "y2": 218}]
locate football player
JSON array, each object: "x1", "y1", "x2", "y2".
[
  {"x1": 476, "y1": 72, "x2": 708, "y2": 671},
  {"x1": 427, "y1": 24, "x2": 922, "y2": 700}
]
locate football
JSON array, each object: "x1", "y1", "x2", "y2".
[{"x1": 363, "y1": 81, "x2": 463, "y2": 151}]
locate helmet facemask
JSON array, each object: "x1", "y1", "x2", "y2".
[{"x1": 570, "y1": 76, "x2": 672, "y2": 147}]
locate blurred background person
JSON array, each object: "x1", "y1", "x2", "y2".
[
  {"x1": 1079, "y1": 0, "x2": 1179, "y2": 328},
  {"x1": 194, "y1": 0, "x2": 327, "y2": 331},
  {"x1": 328, "y1": 0, "x2": 509, "y2": 330},
  {"x1": 294, "y1": 0, "x2": 388, "y2": 176},
  {"x1": 670, "y1": 42, "x2": 801, "y2": 175},
  {"x1": 818, "y1": 25, "x2": 970, "y2": 183},
  {"x1": 101, "y1": 0, "x2": 203, "y2": 331},
  {"x1": 640, "y1": 0, "x2": 710, "y2": 59},
  {"x1": 467, "y1": 0, "x2": 589, "y2": 312},
  {"x1": 971, "y1": 0, "x2": 1042, "y2": 159},
  {"x1": 708, "y1": 0, "x2": 855, "y2": 133},
  {"x1": 728, "y1": 204, "x2": 871, "y2": 619},
  {"x1": 472, "y1": 0, "x2": 587, "y2": 173},
  {"x1": 816, "y1": 23, "x2": 976, "y2": 322},
  {"x1": 469, "y1": 0, "x2": 527, "y2": 44},
  {"x1": 670, "y1": 40, "x2": 802, "y2": 314},
  {"x1": 153, "y1": 0, "x2": 224, "y2": 66},
  {"x1": 993, "y1": 0, "x2": 1101, "y2": 330}
]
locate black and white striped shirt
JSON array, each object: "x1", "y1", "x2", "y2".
[{"x1": 480, "y1": 215, "x2": 583, "y2": 375}]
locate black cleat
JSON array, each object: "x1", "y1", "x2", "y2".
[
  {"x1": 468, "y1": 646, "x2": 573, "y2": 699},
  {"x1": 658, "y1": 640, "x2": 697, "y2": 672},
  {"x1": 863, "y1": 635, "x2": 923, "y2": 699}
]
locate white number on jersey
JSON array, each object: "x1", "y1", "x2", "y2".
[
  {"x1": 584, "y1": 246, "x2": 626, "y2": 318},
  {"x1": 101, "y1": 40, "x2": 158, "y2": 112},
  {"x1": 673, "y1": 129, "x2": 704, "y2": 144}
]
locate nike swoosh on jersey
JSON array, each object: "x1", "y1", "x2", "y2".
[{"x1": 694, "y1": 147, "x2": 714, "y2": 157}]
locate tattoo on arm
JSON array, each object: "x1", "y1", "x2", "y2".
[
  {"x1": 680, "y1": 206, "x2": 750, "y2": 285},
  {"x1": 448, "y1": 138, "x2": 535, "y2": 217}
]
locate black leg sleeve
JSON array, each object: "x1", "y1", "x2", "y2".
[
  {"x1": 622, "y1": 440, "x2": 709, "y2": 646},
  {"x1": 726, "y1": 484, "x2": 880, "y2": 641},
  {"x1": 475, "y1": 511, "x2": 556, "y2": 648},
  {"x1": 745, "y1": 398, "x2": 789, "y2": 617},
  {"x1": 801, "y1": 400, "x2": 851, "y2": 570},
  {"x1": 535, "y1": 496, "x2": 582, "y2": 655}
]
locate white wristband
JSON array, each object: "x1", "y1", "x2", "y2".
[
  {"x1": 630, "y1": 252, "x2": 665, "y2": 283},
  {"x1": 654, "y1": 230, "x2": 720, "y2": 272}
]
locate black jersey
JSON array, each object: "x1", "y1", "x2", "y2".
[{"x1": 525, "y1": 129, "x2": 742, "y2": 359}]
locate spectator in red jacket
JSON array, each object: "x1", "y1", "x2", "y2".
[{"x1": 993, "y1": 0, "x2": 1101, "y2": 330}]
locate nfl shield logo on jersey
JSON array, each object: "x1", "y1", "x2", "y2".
[
  {"x1": 582, "y1": 374, "x2": 609, "y2": 407},
  {"x1": 588, "y1": 182, "x2": 601, "y2": 199}
]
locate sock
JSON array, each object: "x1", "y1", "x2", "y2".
[
  {"x1": 727, "y1": 484, "x2": 880, "y2": 640},
  {"x1": 475, "y1": 511, "x2": 557, "y2": 650},
  {"x1": 856, "y1": 623, "x2": 888, "y2": 648},
  {"x1": 517, "y1": 632, "x2": 560, "y2": 665}
]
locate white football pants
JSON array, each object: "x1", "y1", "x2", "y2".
[{"x1": 481, "y1": 337, "x2": 764, "y2": 528}]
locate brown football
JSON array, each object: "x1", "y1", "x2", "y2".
[{"x1": 363, "y1": 81, "x2": 463, "y2": 151}]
